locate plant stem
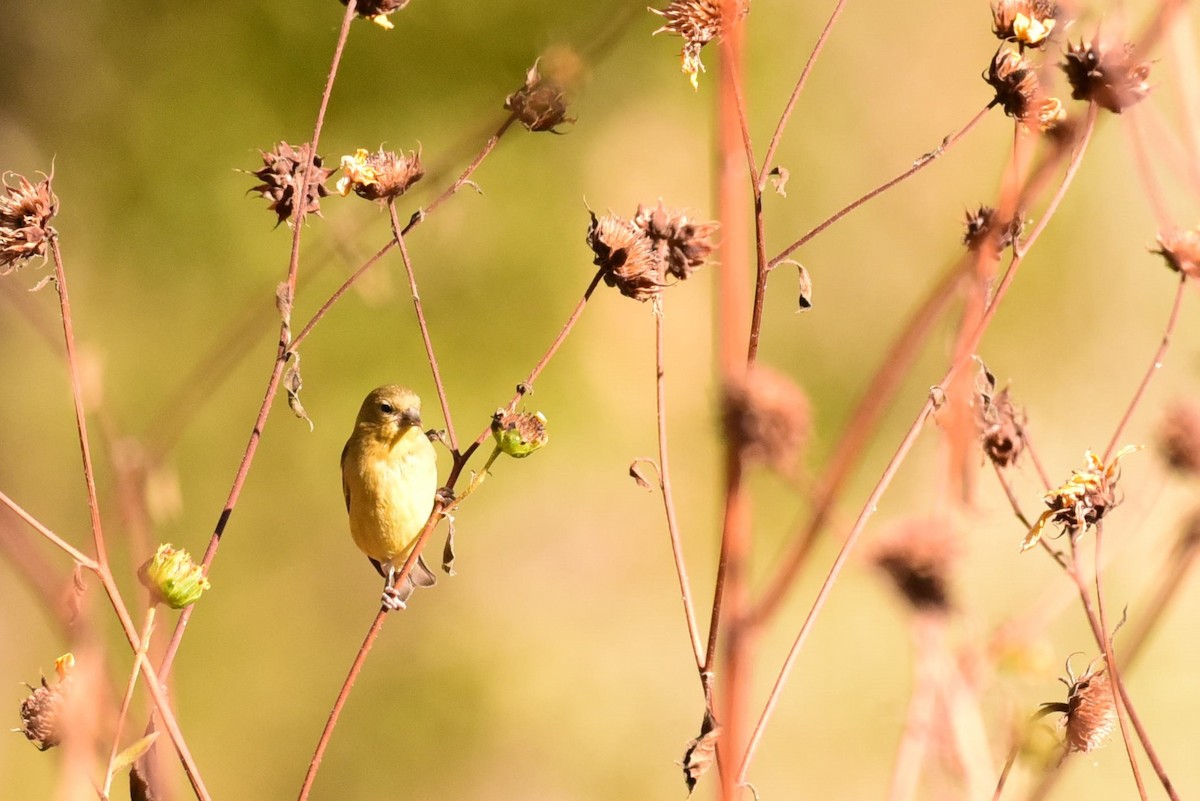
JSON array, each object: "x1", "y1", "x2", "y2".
[{"x1": 101, "y1": 606, "x2": 156, "y2": 798}]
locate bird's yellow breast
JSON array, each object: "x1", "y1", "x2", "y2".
[{"x1": 341, "y1": 425, "x2": 438, "y2": 568}]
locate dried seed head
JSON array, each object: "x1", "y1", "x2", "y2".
[
  {"x1": 138, "y1": 543, "x2": 211, "y2": 609},
  {"x1": 505, "y1": 60, "x2": 575, "y2": 133},
  {"x1": 650, "y1": 0, "x2": 750, "y2": 89},
  {"x1": 1061, "y1": 34, "x2": 1151, "y2": 113},
  {"x1": 247, "y1": 142, "x2": 333, "y2": 227},
  {"x1": 975, "y1": 365, "x2": 1025, "y2": 468},
  {"x1": 872, "y1": 518, "x2": 958, "y2": 613},
  {"x1": 16, "y1": 654, "x2": 74, "y2": 751},
  {"x1": 722, "y1": 364, "x2": 810, "y2": 474},
  {"x1": 1022, "y1": 446, "x2": 1140, "y2": 551},
  {"x1": 1062, "y1": 661, "x2": 1117, "y2": 752},
  {"x1": 586, "y1": 211, "x2": 663, "y2": 301},
  {"x1": 1153, "y1": 227, "x2": 1200, "y2": 279},
  {"x1": 1157, "y1": 400, "x2": 1200, "y2": 476},
  {"x1": 962, "y1": 205, "x2": 1017, "y2": 254},
  {"x1": 634, "y1": 200, "x2": 718, "y2": 280},
  {"x1": 0, "y1": 173, "x2": 56, "y2": 274},
  {"x1": 985, "y1": 49, "x2": 1064, "y2": 131},
  {"x1": 492, "y1": 409, "x2": 549, "y2": 458},
  {"x1": 991, "y1": 0, "x2": 1060, "y2": 48},
  {"x1": 337, "y1": 148, "x2": 424, "y2": 201},
  {"x1": 340, "y1": 0, "x2": 410, "y2": 29}
]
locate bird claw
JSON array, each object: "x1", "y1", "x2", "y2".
[
  {"x1": 436, "y1": 486, "x2": 456, "y2": 507},
  {"x1": 381, "y1": 586, "x2": 408, "y2": 611}
]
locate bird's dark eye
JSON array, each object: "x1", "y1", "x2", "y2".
[{"x1": 379, "y1": 402, "x2": 394, "y2": 415}]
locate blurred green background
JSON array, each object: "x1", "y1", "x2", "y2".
[{"x1": 3, "y1": 1, "x2": 1200, "y2": 799}]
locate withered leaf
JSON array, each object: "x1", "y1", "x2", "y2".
[
  {"x1": 441, "y1": 517, "x2": 457, "y2": 576},
  {"x1": 681, "y1": 711, "x2": 721, "y2": 795},
  {"x1": 795, "y1": 262, "x2": 813, "y2": 311},
  {"x1": 629, "y1": 459, "x2": 658, "y2": 491},
  {"x1": 283, "y1": 351, "x2": 313, "y2": 431},
  {"x1": 767, "y1": 166, "x2": 790, "y2": 197}
]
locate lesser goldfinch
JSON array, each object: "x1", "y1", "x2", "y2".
[{"x1": 341, "y1": 385, "x2": 439, "y2": 609}]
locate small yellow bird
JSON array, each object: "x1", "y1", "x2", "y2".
[{"x1": 341, "y1": 385, "x2": 439, "y2": 610}]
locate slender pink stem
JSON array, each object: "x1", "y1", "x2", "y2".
[
  {"x1": 156, "y1": 2, "x2": 358, "y2": 682},
  {"x1": 0, "y1": 488, "x2": 98, "y2": 570},
  {"x1": 652, "y1": 298, "x2": 705, "y2": 672},
  {"x1": 512, "y1": 268, "x2": 607, "y2": 402},
  {"x1": 388, "y1": 202, "x2": 458, "y2": 451},
  {"x1": 737, "y1": 107, "x2": 1098, "y2": 785},
  {"x1": 1090, "y1": 525, "x2": 1148, "y2": 799},
  {"x1": 755, "y1": 0, "x2": 850, "y2": 193},
  {"x1": 768, "y1": 102, "x2": 994, "y2": 269},
  {"x1": 296, "y1": 609, "x2": 387, "y2": 801},
  {"x1": 102, "y1": 606, "x2": 156, "y2": 798},
  {"x1": 48, "y1": 236, "x2": 108, "y2": 568},
  {"x1": 1102, "y1": 273, "x2": 1188, "y2": 461}
]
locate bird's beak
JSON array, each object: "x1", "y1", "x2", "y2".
[{"x1": 399, "y1": 408, "x2": 422, "y2": 428}]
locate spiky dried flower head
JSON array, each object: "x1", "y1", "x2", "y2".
[
  {"x1": 650, "y1": 0, "x2": 750, "y2": 90},
  {"x1": 1061, "y1": 34, "x2": 1151, "y2": 113},
  {"x1": 16, "y1": 654, "x2": 74, "y2": 751},
  {"x1": 1157, "y1": 400, "x2": 1200, "y2": 477},
  {"x1": 247, "y1": 142, "x2": 333, "y2": 227},
  {"x1": 871, "y1": 518, "x2": 959, "y2": 613},
  {"x1": 0, "y1": 173, "x2": 56, "y2": 274},
  {"x1": 586, "y1": 211, "x2": 663, "y2": 302},
  {"x1": 492, "y1": 409, "x2": 549, "y2": 458},
  {"x1": 962, "y1": 205, "x2": 1018, "y2": 254},
  {"x1": 1021, "y1": 446, "x2": 1139, "y2": 551},
  {"x1": 633, "y1": 200, "x2": 718, "y2": 280},
  {"x1": 992, "y1": 0, "x2": 1060, "y2": 48},
  {"x1": 1041, "y1": 657, "x2": 1117, "y2": 752},
  {"x1": 138, "y1": 543, "x2": 211, "y2": 609},
  {"x1": 337, "y1": 147, "x2": 424, "y2": 201},
  {"x1": 340, "y1": 0, "x2": 409, "y2": 29},
  {"x1": 1153, "y1": 227, "x2": 1200, "y2": 279},
  {"x1": 722, "y1": 364, "x2": 810, "y2": 474},
  {"x1": 974, "y1": 363, "x2": 1025, "y2": 467},
  {"x1": 505, "y1": 60, "x2": 576, "y2": 133},
  {"x1": 985, "y1": 48, "x2": 1065, "y2": 131}
]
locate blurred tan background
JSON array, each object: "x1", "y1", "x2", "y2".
[{"x1": 2, "y1": 1, "x2": 1200, "y2": 798}]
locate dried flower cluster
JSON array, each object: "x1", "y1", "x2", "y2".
[
  {"x1": 871, "y1": 518, "x2": 958, "y2": 612},
  {"x1": 1021, "y1": 447, "x2": 1139, "y2": 551},
  {"x1": 974, "y1": 365, "x2": 1024, "y2": 467},
  {"x1": 633, "y1": 200, "x2": 718, "y2": 280},
  {"x1": 17, "y1": 654, "x2": 74, "y2": 751},
  {"x1": 0, "y1": 173, "x2": 56, "y2": 273},
  {"x1": 248, "y1": 142, "x2": 334, "y2": 227},
  {"x1": 985, "y1": 48, "x2": 1065, "y2": 131},
  {"x1": 962, "y1": 205, "x2": 1017, "y2": 254},
  {"x1": 585, "y1": 202, "x2": 716, "y2": 301},
  {"x1": 492, "y1": 409, "x2": 549, "y2": 458},
  {"x1": 337, "y1": 148, "x2": 424, "y2": 202},
  {"x1": 1154, "y1": 226, "x2": 1200, "y2": 279},
  {"x1": 721, "y1": 364, "x2": 809, "y2": 474},
  {"x1": 991, "y1": 0, "x2": 1060, "y2": 48},
  {"x1": 1041, "y1": 658, "x2": 1117, "y2": 752},
  {"x1": 505, "y1": 61, "x2": 574, "y2": 133},
  {"x1": 1157, "y1": 400, "x2": 1200, "y2": 476},
  {"x1": 1061, "y1": 35, "x2": 1151, "y2": 113},
  {"x1": 340, "y1": 0, "x2": 409, "y2": 30},
  {"x1": 650, "y1": 0, "x2": 750, "y2": 89}
]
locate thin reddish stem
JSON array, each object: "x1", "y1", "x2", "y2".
[
  {"x1": 1102, "y1": 272, "x2": 1188, "y2": 461},
  {"x1": 0, "y1": 488, "x2": 98, "y2": 570},
  {"x1": 1089, "y1": 525, "x2": 1148, "y2": 800},
  {"x1": 652, "y1": 299, "x2": 705, "y2": 672},
  {"x1": 388, "y1": 201, "x2": 458, "y2": 451},
  {"x1": 767, "y1": 102, "x2": 994, "y2": 269},
  {"x1": 102, "y1": 606, "x2": 156, "y2": 798},
  {"x1": 755, "y1": 0, "x2": 850, "y2": 193}
]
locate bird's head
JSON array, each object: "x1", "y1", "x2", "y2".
[{"x1": 355, "y1": 385, "x2": 423, "y2": 439}]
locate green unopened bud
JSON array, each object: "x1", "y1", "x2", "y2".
[
  {"x1": 492, "y1": 409, "x2": 549, "y2": 458},
  {"x1": 139, "y1": 544, "x2": 210, "y2": 609}
]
